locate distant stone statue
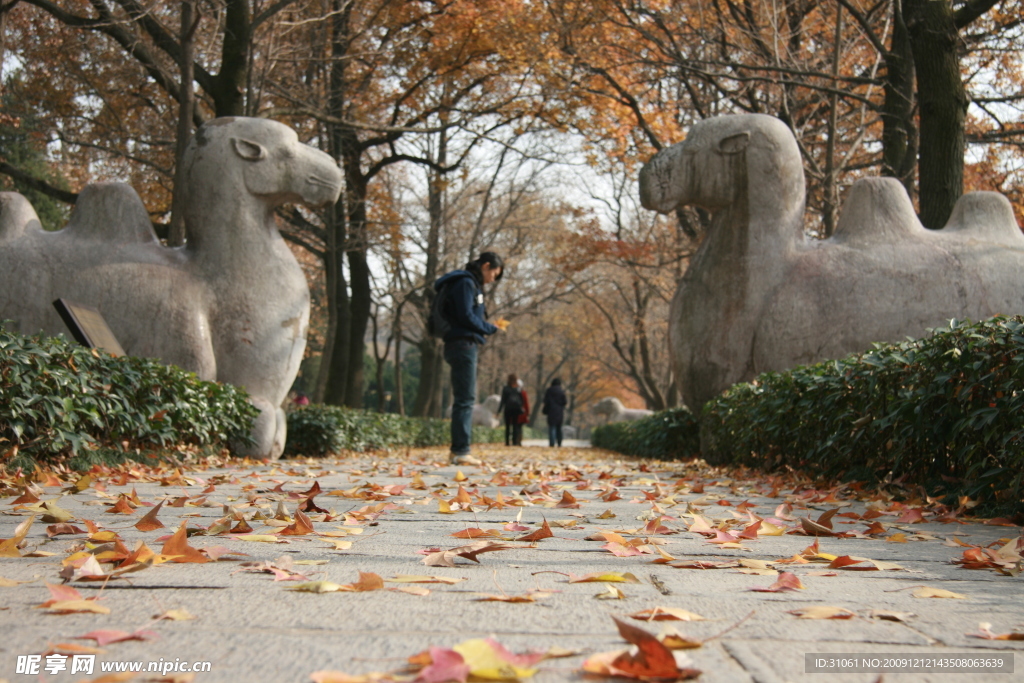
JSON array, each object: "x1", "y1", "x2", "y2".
[
  {"x1": 0, "y1": 117, "x2": 343, "y2": 458},
  {"x1": 445, "y1": 394, "x2": 501, "y2": 428},
  {"x1": 591, "y1": 397, "x2": 653, "y2": 424},
  {"x1": 640, "y1": 113, "x2": 1024, "y2": 410}
]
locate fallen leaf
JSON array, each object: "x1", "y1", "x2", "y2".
[
  {"x1": 387, "y1": 575, "x2": 466, "y2": 585},
  {"x1": 46, "y1": 523, "x2": 86, "y2": 537},
  {"x1": 912, "y1": 587, "x2": 966, "y2": 599},
  {"x1": 595, "y1": 584, "x2": 626, "y2": 600},
  {"x1": 517, "y1": 519, "x2": 553, "y2": 543},
  {"x1": 966, "y1": 622, "x2": 1024, "y2": 640},
  {"x1": 160, "y1": 525, "x2": 209, "y2": 563},
  {"x1": 867, "y1": 610, "x2": 915, "y2": 622},
  {"x1": 749, "y1": 572, "x2": 805, "y2": 592},
  {"x1": 155, "y1": 609, "x2": 196, "y2": 621},
  {"x1": 567, "y1": 572, "x2": 640, "y2": 584},
  {"x1": 787, "y1": 605, "x2": 856, "y2": 619},
  {"x1": 629, "y1": 607, "x2": 705, "y2": 622},
  {"x1": 0, "y1": 515, "x2": 36, "y2": 557},
  {"x1": 582, "y1": 617, "x2": 701, "y2": 681},
  {"x1": 134, "y1": 500, "x2": 166, "y2": 532},
  {"x1": 75, "y1": 629, "x2": 158, "y2": 646},
  {"x1": 453, "y1": 638, "x2": 542, "y2": 680},
  {"x1": 414, "y1": 646, "x2": 470, "y2": 683}
]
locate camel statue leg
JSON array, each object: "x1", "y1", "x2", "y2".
[{"x1": 238, "y1": 396, "x2": 285, "y2": 459}]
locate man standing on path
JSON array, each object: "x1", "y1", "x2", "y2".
[{"x1": 435, "y1": 252, "x2": 508, "y2": 465}]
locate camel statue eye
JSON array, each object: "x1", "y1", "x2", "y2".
[
  {"x1": 231, "y1": 137, "x2": 267, "y2": 161},
  {"x1": 717, "y1": 132, "x2": 750, "y2": 155}
]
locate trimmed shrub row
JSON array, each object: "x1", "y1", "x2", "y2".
[
  {"x1": 591, "y1": 406, "x2": 701, "y2": 460},
  {"x1": 285, "y1": 404, "x2": 504, "y2": 456},
  {"x1": 0, "y1": 325, "x2": 258, "y2": 464},
  {"x1": 701, "y1": 316, "x2": 1024, "y2": 513}
]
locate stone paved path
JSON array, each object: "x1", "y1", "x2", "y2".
[{"x1": 1, "y1": 444, "x2": 1022, "y2": 682}]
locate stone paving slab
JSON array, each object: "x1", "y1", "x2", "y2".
[{"x1": 1, "y1": 444, "x2": 1022, "y2": 683}]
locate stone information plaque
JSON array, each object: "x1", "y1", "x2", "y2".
[{"x1": 52, "y1": 298, "x2": 126, "y2": 357}]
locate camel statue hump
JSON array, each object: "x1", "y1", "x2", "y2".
[
  {"x1": 942, "y1": 191, "x2": 1024, "y2": 246},
  {"x1": 62, "y1": 183, "x2": 159, "y2": 244},
  {"x1": 830, "y1": 178, "x2": 926, "y2": 244},
  {"x1": 0, "y1": 192, "x2": 43, "y2": 243}
]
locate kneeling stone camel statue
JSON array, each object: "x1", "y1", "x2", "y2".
[
  {"x1": 640, "y1": 113, "x2": 1024, "y2": 411},
  {"x1": 0, "y1": 117, "x2": 343, "y2": 458},
  {"x1": 592, "y1": 397, "x2": 653, "y2": 424}
]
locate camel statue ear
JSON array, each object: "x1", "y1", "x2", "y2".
[
  {"x1": 231, "y1": 137, "x2": 267, "y2": 162},
  {"x1": 718, "y1": 132, "x2": 750, "y2": 155}
]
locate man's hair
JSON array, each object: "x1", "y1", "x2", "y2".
[
  {"x1": 467, "y1": 251, "x2": 504, "y2": 282},
  {"x1": 507, "y1": 373, "x2": 518, "y2": 385},
  {"x1": 551, "y1": 378, "x2": 562, "y2": 386}
]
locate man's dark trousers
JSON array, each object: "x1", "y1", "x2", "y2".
[{"x1": 444, "y1": 339, "x2": 477, "y2": 455}]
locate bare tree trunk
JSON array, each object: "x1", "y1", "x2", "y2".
[
  {"x1": 821, "y1": 5, "x2": 842, "y2": 238},
  {"x1": 168, "y1": 0, "x2": 197, "y2": 247},
  {"x1": 412, "y1": 126, "x2": 448, "y2": 417},
  {"x1": 881, "y1": 1, "x2": 918, "y2": 199},
  {"x1": 904, "y1": 0, "x2": 967, "y2": 229},
  {"x1": 393, "y1": 302, "x2": 404, "y2": 416}
]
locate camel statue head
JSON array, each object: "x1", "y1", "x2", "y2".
[
  {"x1": 591, "y1": 397, "x2": 623, "y2": 417},
  {"x1": 640, "y1": 114, "x2": 805, "y2": 234},
  {"x1": 183, "y1": 118, "x2": 343, "y2": 240}
]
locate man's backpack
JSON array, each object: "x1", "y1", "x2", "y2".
[{"x1": 426, "y1": 282, "x2": 453, "y2": 339}]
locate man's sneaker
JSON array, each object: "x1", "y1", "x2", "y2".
[{"x1": 450, "y1": 453, "x2": 482, "y2": 466}]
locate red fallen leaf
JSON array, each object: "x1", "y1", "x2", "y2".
[
  {"x1": 555, "y1": 491, "x2": 580, "y2": 508},
  {"x1": 346, "y1": 571, "x2": 385, "y2": 591},
  {"x1": 452, "y1": 485, "x2": 473, "y2": 506},
  {"x1": 642, "y1": 516, "x2": 673, "y2": 535},
  {"x1": 46, "y1": 523, "x2": 86, "y2": 538},
  {"x1": 134, "y1": 500, "x2": 165, "y2": 532},
  {"x1": 503, "y1": 522, "x2": 529, "y2": 532},
  {"x1": 105, "y1": 495, "x2": 136, "y2": 514},
  {"x1": 12, "y1": 487, "x2": 40, "y2": 504},
  {"x1": 799, "y1": 516, "x2": 837, "y2": 537},
  {"x1": 517, "y1": 518, "x2": 553, "y2": 543},
  {"x1": 863, "y1": 521, "x2": 887, "y2": 536},
  {"x1": 160, "y1": 525, "x2": 209, "y2": 563},
  {"x1": 967, "y1": 623, "x2": 1024, "y2": 640},
  {"x1": 279, "y1": 509, "x2": 315, "y2": 536},
  {"x1": 414, "y1": 646, "x2": 470, "y2": 683},
  {"x1": 603, "y1": 542, "x2": 645, "y2": 557},
  {"x1": 749, "y1": 571, "x2": 805, "y2": 592},
  {"x1": 609, "y1": 616, "x2": 701, "y2": 680},
  {"x1": 668, "y1": 559, "x2": 740, "y2": 569},
  {"x1": 737, "y1": 520, "x2": 761, "y2": 540},
  {"x1": 983, "y1": 518, "x2": 1018, "y2": 527},
  {"x1": 896, "y1": 508, "x2": 926, "y2": 524},
  {"x1": 75, "y1": 629, "x2": 158, "y2": 647},
  {"x1": 168, "y1": 496, "x2": 189, "y2": 507},
  {"x1": 690, "y1": 482, "x2": 704, "y2": 494},
  {"x1": 601, "y1": 488, "x2": 622, "y2": 502}
]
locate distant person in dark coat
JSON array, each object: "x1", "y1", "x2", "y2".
[
  {"x1": 497, "y1": 373, "x2": 526, "y2": 446},
  {"x1": 541, "y1": 378, "x2": 568, "y2": 447}
]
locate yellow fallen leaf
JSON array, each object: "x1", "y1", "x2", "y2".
[
  {"x1": 0, "y1": 576, "x2": 36, "y2": 587},
  {"x1": 629, "y1": 607, "x2": 705, "y2": 622},
  {"x1": 0, "y1": 515, "x2": 36, "y2": 557},
  {"x1": 288, "y1": 581, "x2": 345, "y2": 593},
  {"x1": 156, "y1": 609, "x2": 196, "y2": 621},
  {"x1": 453, "y1": 638, "x2": 537, "y2": 680},
  {"x1": 568, "y1": 572, "x2": 640, "y2": 584},
  {"x1": 594, "y1": 584, "x2": 626, "y2": 600},
  {"x1": 913, "y1": 587, "x2": 966, "y2": 599},
  {"x1": 386, "y1": 575, "x2": 466, "y2": 585},
  {"x1": 233, "y1": 534, "x2": 287, "y2": 543},
  {"x1": 322, "y1": 540, "x2": 353, "y2": 551},
  {"x1": 41, "y1": 500, "x2": 75, "y2": 523},
  {"x1": 43, "y1": 599, "x2": 111, "y2": 614},
  {"x1": 887, "y1": 533, "x2": 908, "y2": 543}
]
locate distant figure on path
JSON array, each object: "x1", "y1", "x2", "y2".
[
  {"x1": 435, "y1": 252, "x2": 508, "y2": 465},
  {"x1": 497, "y1": 373, "x2": 527, "y2": 446},
  {"x1": 541, "y1": 378, "x2": 568, "y2": 447}
]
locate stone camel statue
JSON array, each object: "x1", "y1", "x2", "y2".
[
  {"x1": 639, "y1": 113, "x2": 1024, "y2": 411},
  {"x1": 591, "y1": 397, "x2": 653, "y2": 424},
  {"x1": 0, "y1": 117, "x2": 343, "y2": 458}
]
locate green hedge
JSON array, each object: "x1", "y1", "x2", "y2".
[
  {"x1": 701, "y1": 316, "x2": 1024, "y2": 514},
  {"x1": 0, "y1": 325, "x2": 258, "y2": 466},
  {"x1": 591, "y1": 406, "x2": 701, "y2": 460},
  {"x1": 285, "y1": 404, "x2": 504, "y2": 456}
]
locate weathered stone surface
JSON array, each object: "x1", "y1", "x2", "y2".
[
  {"x1": 592, "y1": 396, "x2": 653, "y2": 423},
  {"x1": 639, "y1": 113, "x2": 1024, "y2": 410},
  {"x1": 0, "y1": 117, "x2": 342, "y2": 457}
]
